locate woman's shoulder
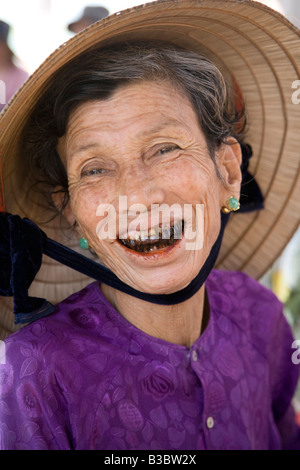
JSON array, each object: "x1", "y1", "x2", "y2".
[
  {"x1": 3, "y1": 281, "x2": 117, "y2": 357},
  {"x1": 2, "y1": 281, "x2": 130, "y2": 406},
  {"x1": 206, "y1": 269, "x2": 288, "y2": 352},
  {"x1": 207, "y1": 269, "x2": 282, "y2": 312}
]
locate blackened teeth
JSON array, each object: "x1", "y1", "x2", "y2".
[{"x1": 118, "y1": 221, "x2": 184, "y2": 252}]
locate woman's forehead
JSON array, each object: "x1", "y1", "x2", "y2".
[
  {"x1": 61, "y1": 81, "x2": 200, "y2": 148},
  {"x1": 58, "y1": 82, "x2": 199, "y2": 156}
]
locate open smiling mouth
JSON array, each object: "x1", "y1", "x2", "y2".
[{"x1": 118, "y1": 220, "x2": 184, "y2": 253}]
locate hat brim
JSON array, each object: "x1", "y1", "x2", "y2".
[{"x1": 1, "y1": 0, "x2": 300, "y2": 337}]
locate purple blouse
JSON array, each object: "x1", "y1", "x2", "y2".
[{"x1": 1, "y1": 270, "x2": 299, "y2": 450}]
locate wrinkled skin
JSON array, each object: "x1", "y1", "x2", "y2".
[{"x1": 57, "y1": 80, "x2": 241, "y2": 345}]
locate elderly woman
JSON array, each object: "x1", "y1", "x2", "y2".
[{"x1": 0, "y1": 0, "x2": 299, "y2": 450}]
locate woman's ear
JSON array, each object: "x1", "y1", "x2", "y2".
[
  {"x1": 51, "y1": 188, "x2": 76, "y2": 227},
  {"x1": 217, "y1": 137, "x2": 242, "y2": 202}
]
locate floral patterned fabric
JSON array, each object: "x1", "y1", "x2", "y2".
[{"x1": 0, "y1": 270, "x2": 299, "y2": 450}]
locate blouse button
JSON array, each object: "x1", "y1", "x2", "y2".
[
  {"x1": 206, "y1": 416, "x2": 214, "y2": 429},
  {"x1": 191, "y1": 350, "x2": 198, "y2": 362}
]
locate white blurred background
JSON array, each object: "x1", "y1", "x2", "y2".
[
  {"x1": 1, "y1": 0, "x2": 155, "y2": 73},
  {"x1": 0, "y1": 0, "x2": 299, "y2": 74}
]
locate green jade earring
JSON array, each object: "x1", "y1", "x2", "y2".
[
  {"x1": 79, "y1": 237, "x2": 89, "y2": 250},
  {"x1": 221, "y1": 196, "x2": 240, "y2": 214}
]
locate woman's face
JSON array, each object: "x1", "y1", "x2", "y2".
[{"x1": 58, "y1": 80, "x2": 241, "y2": 294}]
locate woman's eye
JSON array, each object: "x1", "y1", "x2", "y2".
[
  {"x1": 81, "y1": 168, "x2": 105, "y2": 177},
  {"x1": 158, "y1": 145, "x2": 179, "y2": 155}
]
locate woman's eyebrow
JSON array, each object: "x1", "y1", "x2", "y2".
[
  {"x1": 70, "y1": 119, "x2": 189, "y2": 157},
  {"x1": 137, "y1": 119, "x2": 188, "y2": 139},
  {"x1": 71, "y1": 142, "x2": 103, "y2": 156}
]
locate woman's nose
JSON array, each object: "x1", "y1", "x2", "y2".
[{"x1": 117, "y1": 164, "x2": 166, "y2": 208}]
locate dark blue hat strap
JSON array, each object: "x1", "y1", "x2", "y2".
[{"x1": 43, "y1": 211, "x2": 230, "y2": 306}]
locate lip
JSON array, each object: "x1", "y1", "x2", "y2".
[{"x1": 114, "y1": 232, "x2": 185, "y2": 263}]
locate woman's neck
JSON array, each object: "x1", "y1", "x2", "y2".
[{"x1": 100, "y1": 283, "x2": 207, "y2": 348}]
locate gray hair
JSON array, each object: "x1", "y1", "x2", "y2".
[{"x1": 22, "y1": 41, "x2": 246, "y2": 214}]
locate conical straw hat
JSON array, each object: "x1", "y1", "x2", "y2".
[{"x1": 0, "y1": 0, "x2": 299, "y2": 338}]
